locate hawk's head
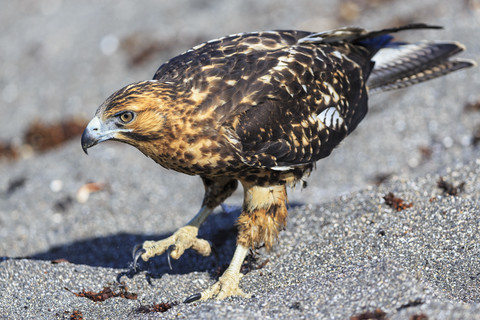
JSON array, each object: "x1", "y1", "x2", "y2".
[{"x1": 81, "y1": 80, "x2": 172, "y2": 154}]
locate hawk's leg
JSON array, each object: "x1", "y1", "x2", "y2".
[
  {"x1": 189, "y1": 183, "x2": 288, "y2": 301},
  {"x1": 134, "y1": 177, "x2": 238, "y2": 265}
]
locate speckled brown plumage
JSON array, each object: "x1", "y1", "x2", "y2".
[{"x1": 82, "y1": 23, "x2": 475, "y2": 301}]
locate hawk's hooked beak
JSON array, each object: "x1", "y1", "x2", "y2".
[{"x1": 81, "y1": 116, "x2": 115, "y2": 154}]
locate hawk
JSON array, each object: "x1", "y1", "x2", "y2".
[{"x1": 81, "y1": 24, "x2": 474, "y2": 301}]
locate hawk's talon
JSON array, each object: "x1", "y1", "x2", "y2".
[
  {"x1": 132, "y1": 245, "x2": 146, "y2": 271},
  {"x1": 167, "y1": 244, "x2": 176, "y2": 270},
  {"x1": 183, "y1": 293, "x2": 202, "y2": 304}
]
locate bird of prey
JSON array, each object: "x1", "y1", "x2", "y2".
[{"x1": 81, "y1": 24, "x2": 475, "y2": 302}]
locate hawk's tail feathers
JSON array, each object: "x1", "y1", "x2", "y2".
[{"x1": 367, "y1": 41, "x2": 476, "y2": 93}]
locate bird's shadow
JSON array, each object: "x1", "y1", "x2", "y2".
[
  {"x1": 25, "y1": 207, "x2": 242, "y2": 278},
  {"x1": 16, "y1": 202, "x2": 303, "y2": 280}
]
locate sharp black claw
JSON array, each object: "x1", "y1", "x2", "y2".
[
  {"x1": 184, "y1": 293, "x2": 202, "y2": 303},
  {"x1": 132, "y1": 244, "x2": 146, "y2": 271},
  {"x1": 167, "y1": 244, "x2": 176, "y2": 270}
]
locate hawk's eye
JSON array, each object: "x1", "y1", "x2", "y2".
[{"x1": 118, "y1": 111, "x2": 135, "y2": 124}]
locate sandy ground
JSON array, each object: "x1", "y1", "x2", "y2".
[{"x1": 0, "y1": 0, "x2": 479, "y2": 319}]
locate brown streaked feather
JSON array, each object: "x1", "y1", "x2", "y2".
[{"x1": 236, "y1": 183, "x2": 288, "y2": 249}]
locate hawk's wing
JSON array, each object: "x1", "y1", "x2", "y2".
[
  {"x1": 223, "y1": 42, "x2": 370, "y2": 170},
  {"x1": 151, "y1": 25, "x2": 469, "y2": 171},
  {"x1": 212, "y1": 33, "x2": 374, "y2": 170},
  {"x1": 152, "y1": 30, "x2": 375, "y2": 171}
]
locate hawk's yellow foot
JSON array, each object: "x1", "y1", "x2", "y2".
[
  {"x1": 133, "y1": 206, "x2": 215, "y2": 268},
  {"x1": 184, "y1": 244, "x2": 250, "y2": 302},
  {"x1": 134, "y1": 225, "x2": 211, "y2": 267}
]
